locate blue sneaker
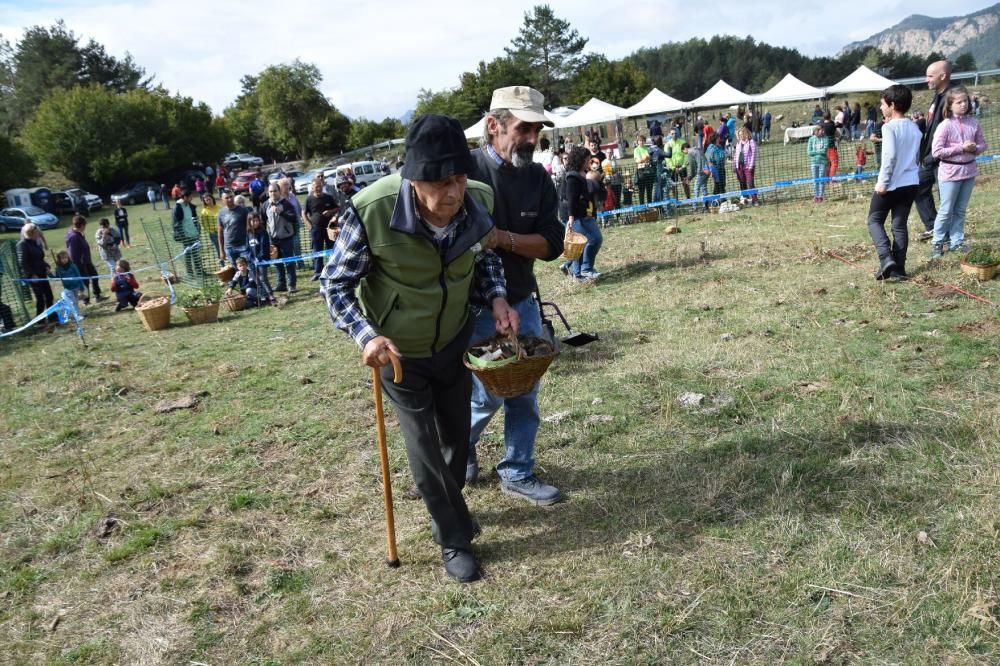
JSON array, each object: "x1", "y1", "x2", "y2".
[{"x1": 500, "y1": 475, "x2": 561, "y2": 506}]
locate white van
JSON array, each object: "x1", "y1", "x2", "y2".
[{"x1": 322, "y1": 160, "x2": 389, "y2": 188}]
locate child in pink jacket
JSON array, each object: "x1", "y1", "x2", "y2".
[{"x1": 930, "y1": 85, "x2": 987, "y2": 258}]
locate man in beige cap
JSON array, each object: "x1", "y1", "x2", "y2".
[{"x1": 465, "y1": 86, "x2": 565, "y2": 506}]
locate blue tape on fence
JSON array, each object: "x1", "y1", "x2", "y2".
[
  {"x1": 17, "y1": 241, "x2": 204, "y2": 284},
  {"x1": 0, "y1": 292, "x2": 84, "y2": 340},
  {"x1": 255, "y1": 248, "x2": 335, "y2": 267},
  {"x1": 596, "y1": 157, "x2": 996, "y2": 220}
]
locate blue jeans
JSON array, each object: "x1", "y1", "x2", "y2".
[
  {"x1": 469, "y1": 297, "x2": 543, "y2": 482},
  {"x1": 810, "y1": 163, "x2": 826, "y2": 198},
  {"x1": 933, "y1": 177, "x2": 975, "y2": 248},
  {"x1": 569, "y1": 217, "x2": 602, "y2": 276},
  {"x1": 225, "y1": 245, "x2": 248, "y2": 267}
]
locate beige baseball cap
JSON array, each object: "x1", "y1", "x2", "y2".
[{"x1": 489, "y1": 86, "x2": 553, "y2": 127}]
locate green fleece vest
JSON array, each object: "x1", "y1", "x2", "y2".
[{"x1": 353, "y1": 174, "x2": 495, "y2": 358}]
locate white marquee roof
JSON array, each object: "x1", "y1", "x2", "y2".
[
  {"x1": 559, "y1": 98, "x2": 627, "y2": 128},
  {"x1": 825, "y1": 65, "x2": 896, "y2": 95},
  {"x1": 688, "y1": 80, "x2": 753, "y2": 108},
  {"x1": 753, "y1": 73, "x2": 823, "y2": 103},
  {"x1": 624, "y1": 88, "x2": 689, "y2": 116}
]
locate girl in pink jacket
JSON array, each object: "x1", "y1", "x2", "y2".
[{"x1": 930, "y1": 85, "x2": 987, "y2": 258}]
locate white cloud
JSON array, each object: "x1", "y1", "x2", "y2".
[{"x1": 0, "y1": 0, "x2": 991, "y2": 118}]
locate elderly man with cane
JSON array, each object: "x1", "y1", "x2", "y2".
[
  {"x1": 465, "y1": 86, "x2": 565, "y2": 506},
  {"x1": 320, "y1": 114, "x2": 518, "y2": 583}
]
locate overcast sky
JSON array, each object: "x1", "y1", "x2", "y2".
[{"x1": 0, "y1": 0, "x2": 992, "y2": 120}]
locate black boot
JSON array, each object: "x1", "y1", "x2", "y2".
[{"x1": 874, "y1": 256, "x2": 896, "y2": 281}]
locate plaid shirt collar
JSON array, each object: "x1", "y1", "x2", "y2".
[{"x1": 485, "y1": 143, "x2": 506, "y2": 166}]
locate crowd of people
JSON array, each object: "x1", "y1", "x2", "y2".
[{"x1": 7, "y1": 162, "x2": 369, "y2": 330}]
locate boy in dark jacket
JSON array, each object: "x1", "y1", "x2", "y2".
[{"x1": 111, "y1": 259, "x2": 142, "y2": 311}]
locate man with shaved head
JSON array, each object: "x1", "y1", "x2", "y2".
[{"x1": 914, "y1": 60, "x2": 958, "y2": 241}]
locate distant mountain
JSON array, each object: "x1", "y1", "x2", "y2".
[
  {"x1": 399, "y1": 109, "x2": 414, "y2": 125},
  {"x1": 840, "y1": 3, "x2": 1000, "y2": 63}
]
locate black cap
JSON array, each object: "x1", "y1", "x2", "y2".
[{"x1": 400, "y1": 114, "x2": 472, "y2": 182}]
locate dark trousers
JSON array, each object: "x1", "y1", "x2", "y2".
[
  {"x1": 116, "y1": 221, "x2": 130, "y2": 245},
  {"x1": 180, "y1": 236, "x2": 204, "y2": 281},
  {"x1": 79, "y1": 260, "x2": 102, "y2": 297},
  {"x1": 379, "y1": 319, "x2": 477, "y2": 550},
  {"x1": 913, "y1": 162, "x2": 938, "y2": 231},
  {"x1": 311, "y1": 223, "x2": 335, "y2": 276},
  {"x1": 29, "y1": 281, "x2": 55, "y2": 323},
  {"x1": 115, "y1": 292, "x2": 141, "y2": 311},
  {"x1": 867, "y1": 185, "x2": 917, "y2": 272},
  {"x1": 636, "y1": 169, "x2": 654, "y2": 205},
  {"x1": 272, "y1": 237, "x2": 296, "y2": 289}
]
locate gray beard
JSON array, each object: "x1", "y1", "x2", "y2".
[{"x1": 511, "y1": 145, "x2": 535, "y2": 168}]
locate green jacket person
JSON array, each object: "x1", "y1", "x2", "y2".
[{"x1": 320, "y1": 114, "x2": 518, "y2": 583}]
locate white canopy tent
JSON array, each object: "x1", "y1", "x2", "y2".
[
  {"x1": 688, "y1": 80, "x2": 753, "y2": 109},
  {"x1": 559, "y1": 98, "x2": 627, "y2": 128},
  {"x1": 624, "y1": 88, "x2": 689, "y2": 116},
  {"x1": 825, "y1": 65, "x2": 896, "y2": 95},
  {"x1": 752, "y1": 73, "x2": 824, "y2": 103}
]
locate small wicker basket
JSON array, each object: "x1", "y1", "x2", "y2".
[
  {"x1": 182, "y1": 301, "x2": 220, "y2": 324},
  {"x1": 215, "y1": 265, "x2": 236, "y2": 283},
  {"x1": 562, "y1": 228, "x2": 588, "y2": 260},
  {"x1": 222, "y1": 294, "x2": 246, "y2": 312},
  {"x1": 326, "y1": 222, "x2": 340, "y2": 243},
  {"x1": 135, "y1": 294, "x2": 171, "y2": 332},
  {"x1": 464, "y1": 333, "x2": 557, "y2": 398},
  {"x1": 960, "y1": 259, "x2": 998, "y2": 281}
]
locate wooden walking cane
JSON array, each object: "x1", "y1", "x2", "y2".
[{"x1": 372, "y1": 351, "x2": 403, "y2": 568}]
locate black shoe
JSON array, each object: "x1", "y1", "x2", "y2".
[
  {"x1": 442, "y1": 547, "x2": 480, "y2": 583},
  {"x1": 917, "y1": 230, "x2": 933, "y2": 242},
  {"x1": 874, "y1": 257, "x2": 897, "y2": 281},
  {"x1": 274, "y1": 285, "x2": 287, "y2": 292}
]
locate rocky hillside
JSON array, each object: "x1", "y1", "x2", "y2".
[{"x1": 840, "y1": 4, "x2": 1000, "y2": 63}]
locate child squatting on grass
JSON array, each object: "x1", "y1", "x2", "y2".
[
  {"x1": 866, "y1": 84, "x2": 921, "y2": 282},
  {"x1": 110, "y1": 259, "x2": 142, "y2": 311},
  {"x1": 929, "y1": 85, "x2": 988, "y2": 259}
]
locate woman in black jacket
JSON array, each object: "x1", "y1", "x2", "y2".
[
  {"x1": 16, "y1": 222, "x2": 56, "y2": 327},
  {"x1": 561, "y1": 145, "x2": 604, "y2": 281}
]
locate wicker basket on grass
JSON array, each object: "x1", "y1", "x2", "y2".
[
  {"x1": 182, "y1": 301, "x2": 220, "y2": 325},
  {"x1": 960, "y1": 259, "x2": 998, "y2": 281},
  {"x1": 135, "y1": 294, "x2": 171, "y2": 332},
  {"x1": 464, "y1": 333, "x2": 557, "y2": 398},
  {"x1": 222, "y1": 294, "x2": 246, "y2": 312}
]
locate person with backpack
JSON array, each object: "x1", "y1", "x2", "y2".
[
  {"x1": 248, "y1": 171, "x2": 267, "y2": 209},
  {"x1": 172, "y1": 190, "x2": 203, "y2": 280}
]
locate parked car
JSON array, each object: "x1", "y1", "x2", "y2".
[
  {"x1": 267, "y1": 169, "x2": 302, "y2": 183},
  {"x1": 65, "y1": 188, "x2": 103, "y2": 211},
  {"x1": 1, "y1": 206, "x2": 59, "y2": 230},
  {"x1": 223, "y1": 153, "x2": 264, "y2": 169},
  {"x1": 294, "y1": 168, "x2": 324, "y2": 194},
  {"x1": 0, "y1": 212, "x2": 27, "y2": 232},
  {"x1": 111, "y1": 180, "x2": 160, "y2": 205},
  {"x1": 230, "y1": 171, "x2": 258, "y2": 194},
  {"x1": 328, "y1": 160, "x2": 387, "y2": 188}
]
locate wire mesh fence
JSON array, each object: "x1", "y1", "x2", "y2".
[
  {"x1": 599, "y1": 105, "x2": 999, "y2": 226},
  {"x1": 0, "y1": 240, "x2": 31, "y2": 331}
]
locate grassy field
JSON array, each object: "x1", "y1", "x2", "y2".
[{"x1": 2, "y1": 177, "x2": 1000, "y2": 664}]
